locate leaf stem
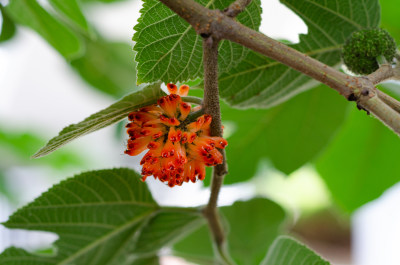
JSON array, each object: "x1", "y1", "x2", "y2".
[{"x1": 181, "y1": 96, "x2": 203, "y2": 105}]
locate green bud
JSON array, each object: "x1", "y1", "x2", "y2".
[{"x1": 342, "y1": 28, "x2": 397, "y2": 75}]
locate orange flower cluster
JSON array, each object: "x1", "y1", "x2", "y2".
[{"x1": 125, "y1": 83, "x2": 227, "y2": 187}]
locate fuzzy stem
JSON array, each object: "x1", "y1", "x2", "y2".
[{"x1": 201, "y1": 36, "x2": 232, "y2": 264}]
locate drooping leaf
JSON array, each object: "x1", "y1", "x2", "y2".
[
  {"x1": 205, "y1": 85, "x2": 349, "y2": 186},
  {"x1": 48, "y1": 0, "x2": 91, "y2": 34},
  {"x1": 0, "y1": 168, "x2": 158, "y2": 265},
  {"x1": 219, "y1": 0, "x2": 380, "y2": 108},
  {"x1": 173, "y1": 198, "x2": 286, "y2": 265},
  {"x1": 316, "y1": 108, "x2": 400, "y2": 212},
  {"x1": 261, "y1": 236, "x2": 330, "y2": 265},
  {"x1": 71, "y1": 39, "x2": 137, "y2": 98},
  {"x1": 0, "y1": 168, "x2": 202, "y2": 265},
  {"x1": 33, "y1": 83, "x2": 164, "y2": 158},
  {"x1": 6, "y1": 0, "x2": 83, "y2": 60},
  {"x1": 0, "y1": 4, "x2": 16, "y2": 42},
  {"x1": 133, "y1": 0, "x2": 262, "y2": 84}
]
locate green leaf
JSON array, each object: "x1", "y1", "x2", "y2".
[
  {"x1": 219, "y1": 0, "x2": 380, "y2": 108},
  {"x1": 48, "y1": 0, "x2": 91, "y2": 34},
  {"x1": 5, "y1": 0, "x2": 83, "y2": 60},
  {"x1": 33, "y1": 83, "x2": 165, "y2": 158},
  {"x1": 316, "y1": 108, "x2": 400, "y2": 212},
  {"x1": 133, "y1": 209, "x2": 204, "y2": 255},
  {"x1": 133, "y1": 0, "x2": 262, "y2": 84},
  {"x1": 0, "y1": 168, "x2": 205, "y2": 264},
  {"x1": 0, "y1": 168, "x2": 158, "y2": 265},
  {"x1": 213, "y1": 85, "x2": 349, "y2": 185},
  {"x1": 173, "y1": 198, "x2": 286, "y2": 265},
  {"x1": 0, "y1": 4, "x2": 16, "y2": 42},
  {"x1": 70, "y1": 39, "x2": 138, "y2": 98},
  {"x1": 380, "y1": 0, "x2": 400, "y2": 44},
  {"x1": 261, "y1": 236, "x2": 330, "y2": 265}
]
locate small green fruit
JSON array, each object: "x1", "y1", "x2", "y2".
[{"x1": 342, "y1": 28, "x2": 397, "y2": 75}]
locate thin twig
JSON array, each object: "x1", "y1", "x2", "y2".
[
  {"x1": 376, "y1": 89, "x2": 400, "y2": 114},
  {"x1": 367, "y1": 64, "x2": 396, "y2": 84},
  {"x1": 224, "y1": 0, "x2": 252, "y2": 17}
]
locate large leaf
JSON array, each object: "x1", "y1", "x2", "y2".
[
  {"x1": 0, "y1": 4, "x2": 16, "y2": 42},
  {"x1": 6, "y1": 0, "x2": 83, "y2": 60},
  {"x1": 0, "y1": 168, "x2": 157, "y2": 265},
  {"x1": 261, "y1": 236, "x2": 330, "y2": 265},
  {"x1": 173, "y1": 198, "x2": 286, "y2": 265},
  {"x1": 33, "y1": 83, "x2": 164, "y2": 158},
  {"x1": 316, "y1": 108, "x2": 400, "y2": 212},
  {"x1": 71, "y1": 39, "x2": 137, "y2": 98},
  {"x1": 219, "y1": 0, "x2": 380, "y2": 108},
  {"x1": 48, "y1": 0, "x2": 91, "y2": 34},
  {"x1": 0, "y1": 168, "x2": 203, "y2": 265},
  {"x1": 133, "y1": 0, "x2": 262, "y2": 84},
  {"x1": 208, "y1": 85, "x2": 349, "y2": 186}
]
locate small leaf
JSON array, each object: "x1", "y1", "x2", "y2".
[
  {"x1": 133, "y1": 0, "x2": 262, "y2": 84},
  {"x1": 33, "y1": 83, "x2": 164, "y2": 158},
  {"x1": 219, "y1": 0, "x2": 380, "y2": 108},
  {"x1": 5, "y1": 0, "x2": 83, "y2": 60},
  {"x1": 0, "y1": 4, "x2": 16, "y2": 42},
  {"x1": 70, "y1": 39, "x2": 138, "y2": 98},
  {"x1": 316, "y1": 108, "x2": 400, "y2": 212},
  {"x1": 0, "y1": 168, "x2": 158, "y2": 265},
  {"x1": 261, "y1": 236, "x2": 330, "y2": 265},
  {"x1": 48, "y1": 0, "x2": 91, "y2": 34},
  {"x1": 207, "y1": 85, "x2": 349, "y2": 186},
  {"x1": 173, "y1": 198, "x2": 286, "y2": 265}
]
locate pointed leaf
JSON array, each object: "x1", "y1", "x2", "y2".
[
  {"x1": 219, "y1": 0, "x2": 380, "y2": 108},
  {"x1": 173, "y1": 198, "x2": 286, "y2": 265},
  {"x1": 316, "y1": 108, "x2": 400, "y2": 212},
  {"x1": 133, "y1": 0, "x2": 262, "y2": 84},
  {"x1": 6, "y1": 0, "x2": 83, "y2": 60},
  {"x1": 261, "y1": 236, "x2": 330, "y2": 265},
  {"x1": 33, "y1": 83, "x2": 164, "y2": 158},
  {"x1": 0, "y1": 168, "x2": 158, "y2": 265}
]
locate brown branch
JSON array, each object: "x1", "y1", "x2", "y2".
[
  {"x1": 224, "y1": 0, "x2": 252, "y2": 17},
  {"x1": 200, "y1": 36, "x2": 232, "y2": 264},
  {"x1": 367, "y1": 64, "x2": 400, "y2": 84},
  {"x1": 158, "y1": 0, "x2": 400, "y2": 136},
  {"x1": 376, "y1": 89, "x2": 400, "y2": 114}
]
